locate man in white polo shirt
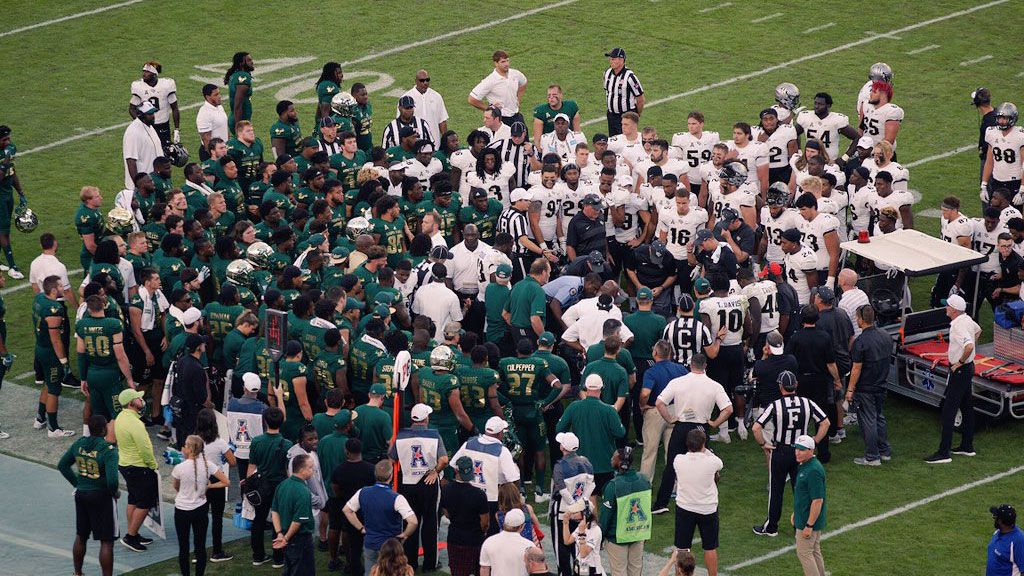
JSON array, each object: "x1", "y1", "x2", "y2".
[
  {"x1": 195, "y1": 83, "x2": 229, "y2": 160},
  {"x1": 122, "y1": 102, "x2": 163, "y2": 190},
  {"x1": 401, "y1": 70, "x2": 449, "y2": 141},
  {"x1": 673, "y1": 427, "x2": 723, "y2": 576},
  {"x1": 469, "y1": 50, "x2": 528, "y2": 130},
  {"x1": 926, "y1": 294, "x2": 982, "y2": 464},
  {"x1": 479, "y1": 508, "x2": 533, "y2": 576},
  {"x1": 29, "y1": 232, "x2": 77, "y2": 308}
]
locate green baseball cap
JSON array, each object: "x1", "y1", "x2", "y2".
[
  {"x1": 344, "y1": 297, "x2": 365, "y2": 311},
  {"x1": 118, "y1": 388, "x2": 145, "y2": 407},
  {"x1": 369, "y1": 383, "x2": 387, "y2": 396},
  {"x1": 455, "y1": 456, "x2": 474, "y2": 481},
  {"x1": 694, "y1": 277, "x2": 711, "y2": 295},
  {"x1": 373, "y1": 304, "x2": 392, "y2": 317},
  {"x1": 373, "y1": 292, "x2": 395, "y2": 306},
  {"x1": 495, "y1": 264, "x2": 512, "y2": 279},
  {"x1": 636, "y1": 287, "x2": 654, "y2": 301},
  {"x1": 538, "y1": 331, "x2": 555, "y2": 346},
  {"x1": 334, "y1": 409, "x2": 357, "y2": 428},
  {"x1": 307, "y1": 233, "x2": 327, "y2": 247}
]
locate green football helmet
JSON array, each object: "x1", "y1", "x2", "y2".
[
  {"x1": 226, "y1": 259, "x2": 255, "y2": 287},
  {"x1": 13, "y1": 202, "x2": 37, "y2": 233},
  {"x1": 346, "y1": 217, "x2": 371, "y2": 240},
  {"x1": 429, "y1": 345, "x2": 455, "y2": 371},
  {"x1": 246, "y1": 241, "x2": 274, "y2": 269},
  {"x1": 331, "y1": 91, "x2": 357, "y2": 118}
]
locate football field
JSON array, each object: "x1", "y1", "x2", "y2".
[{"x1": 1, "y1": 1, "x2": 1023, "y2": 574}]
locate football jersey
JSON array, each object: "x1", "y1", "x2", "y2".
[
  {"x1": 610, "y1": 190, "x2": 649, "y2": 243},
  {"x1": 784, "y1": 244, "x2": 819, "y2": 305},
  {"x1": 635, "y1": 158, "x2": 689, "y2": 183},
  {"x1": 708, "y1": 182, "x2": 757, "y2": 223},
  {"x1": 539, "y1": 131, "x2": 588, "y2": 165},
  {"x1": 586, "y1": 153, "x2": 632, "y2": 178},
  {"x1": 556, "y1": 181, "x2": 588, "y2": 225},
  {"x1": 862, "y1": 102, "x2": 904, "y2": 150},
  {"x1": 798, "y1": 213, "x2": 840, "y2": 270},
  {"x1": 640, "y1": 184, "x2": 676, "y2": 218},
  {"x1": 698, "y1": 160, "x2": 724, "y2": 188},
  {"x1": 984, "y1": 126, "x2": 1024, "y2": 182},
  {"x1": 759, "y1": 206, "x2": 802, "y2": 263},
  {"x1": 848, "y1": 184, "x2": 876, "y2": 237},
  {"x1": 753, "y1": 124, "x2": 798, "y2": 169},
  {"x1": 405, "y1": 157, "x2": 443, "y2": 188},
  {"x1": 742, "y1": 280, "x2": 781, "y2": 333},
  {"x1": 657, "y1": 205, "x2": 708, "y2": 259},
  {"x1": 861, "y1": 158, "x2": 909, "y2": 191},
  {"x1": 1000, "y1": 206, "x2": 1024, "y2": 229},
  {"x1": 795, "y1": 110, "x2": 851, "y2": 160},
  {"x1": 940, "y1": 214, "x2": 973, "y2": 244},
  {"x1": 868, "y1": 189, "x2": 914, "y2": 230},
  {"x1": 466, "y1": 164, "x2": 516, "y2": 210},
  {"x1": 474, "y1": 247, "x2": 513, "y2": 302},
  {"x1": 772, "y1": 104, "x2": 793, "y2": 124},
  {"x1": 449, "y1": 149, "x2": 479, "y2": 202},
  {"x1": 670, "y1": 131, "x2": 720, "y2": 184},
  {"x1": 725, "y1": 140, "x2": 769, "y2": 184},
  {"x1": 130, "y1": 78, "x2": 178, "y2": 125},
  {"x1": 971, "y1": 218, "x2": 1006, "y2": 273},
  {"x1": 607, "y1": 135, "x2": 647, "y2": 166},
  {"x1": 531, "y1": 184, "x2": 564, "y2": 243},
  {"x1": 790, "y1": 155, "x2": 848, "y2": 195},
  {"x1": 857, "y1": 80, "x2": 875, "y2": 120},
  {"x1": 817, "y1": 190, "x2": 849, "y2": 220},
  {"x1": 702, "y1": 295, "x2": 748, "y2": 346}
]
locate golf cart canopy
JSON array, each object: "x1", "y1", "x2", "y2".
[{"x1": 840, "y1": 229, "x2": 987, "y2": 277}]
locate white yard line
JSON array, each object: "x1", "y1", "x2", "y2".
[
  {"x1": 13, "y1": 371, "x2": 35, "y2": 381},
  {"x1": 726, "y1": 464, "x2": 1024, "y2": 572},
  {"x1": 906, "y1": 44, "x2": 940, "y2": 55},
  {"x1": 904, "y1": 144, "x2": 975, "y2": 168},
  {"x1": 0, "y1": 0, "x2": 147, "y2": 39},
  {"x1": 579, "y1": 0, "x2": 1010, "y2": 127},
  {"x1": 699, "y1": 2, "x2": 733, "y2": 13},
  {"x1": 960, "y1": 54, "x2": 994, "y2": 67},
  {"x1": 750, "y1": 12, "x2": 784, "y2": 23},
  {"x1": 18, "y1": 0, "x2": 578, "y2": 157},
  {"x1": 802, "y1": 22, "x2": 835, "y2": 34}
]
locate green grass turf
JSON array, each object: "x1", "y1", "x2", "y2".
[{"x1": 2, "y1": 1, "x2": 1023, "y2": 574}]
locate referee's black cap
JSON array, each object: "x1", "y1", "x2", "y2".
[
  {"x1": 511, "y1": 121, "x2": 527, "y2": 136},
  {"x1": 778, "y1": 370, "x2": 798, "y2": 391},
  {"x1": 605, "y1": 47, "x2": 626, "y2": 59},
  {"x1": 992, "y1": 504, "x2": 1016, "y2": 525},
  {"x1": 677, "y1": 293, "x2": 695, "y2": 312},
  {"x1": 398, "y1": 95, "x2": 416, "y2": 109}
]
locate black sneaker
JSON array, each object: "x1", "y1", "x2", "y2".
[
  {"x1": 651, "y1": 506, "x2": 669, "y2": 515},
  {"x1": 137, "y1": 535, "x2": 154, "y2": 545},
  {"x1": 252, "y1": 556, "x2": 271, "y2": 566},
  {"x1": 752, "y1": 526, "x2": 778, "y2": 537},
  {"x1": 210, "y1": 552, "x2": 233, "y2": 562},
  {"x1": 156, "y1": 428, "x2": 172, "y2": 441},
  {"x1": 328, "y1": 558, "x2": 344, "y2": 572},
  {"x1": 272, "y1": 560, "x2": 286, "y2": 568},
  {"x1": 952, "y1": 446, "x2": 977, "y2": 457},
  {"x1": 120, "y1": 535, "x2": 147, "y2": 552},
  {"x1": 925, "y1": 452, "x2": 952, "y2": 464},
  {"x1": 317, "y1": 539, "x2": 329, "y2": 552}
]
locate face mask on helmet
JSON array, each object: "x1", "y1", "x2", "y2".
[
  {"x1": 14, "y1": 205, "x2": 38, "y2": 233},
  {"x1": 331, "y1": 92, "x2": 357, "y2": 117}
]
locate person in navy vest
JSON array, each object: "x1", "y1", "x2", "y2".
[
  {"x1": 388, "y1": 403, "x2": 449, "y2": 571},
  {"x1": 451, "y1": 416, "x2": 522, "y2": 536},
  {"x1": 343, "y1": 460, "x2": 419, "y2": 576}
]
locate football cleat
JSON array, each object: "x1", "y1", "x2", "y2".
[
  {"x1": 995, "y1": 102, "x2": 1018, "y2": 130},
  {"x1": 718, "y1": 161, "x2": 748, "y2": 188},
  {"x1": 331, "y1": 91, "x2": 357, "y2": 118},
  {"x1": 868, "y1": 62, "x2": 893, "y2": 83},
  {"x1": 774, "y1": 82, "x2": 800, "y2": 110}
]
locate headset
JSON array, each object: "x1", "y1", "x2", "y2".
[{"x1": 972, "y1": 87, "x2": 990, "y2": 107}]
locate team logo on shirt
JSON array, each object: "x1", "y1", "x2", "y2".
[
  {"x1": 473, "y1": 460, "x2": 485, "y2": 484},
  {"x1": 235, "y1": 419, "x2": 252, "y2": 443},
  {"x1": 572, "y1": 482, "x2": 586, "y2": 499},
  {"x1": 627, "y1": 497, "x2": 647, "y2": 523},
  {"x1": 410, "y1": 445, "x2": 427, "y2": 468}
]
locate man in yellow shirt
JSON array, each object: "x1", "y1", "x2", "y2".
[{"x1": 113, "y1": 388, "x2": 158, "y2": 552}]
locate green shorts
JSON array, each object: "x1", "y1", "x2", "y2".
[
  {"x1": 86, "y1": 369, "x2": 124, "y2": 420},
  {"x1": 34, "y1": 348, "x2": 64, "y2": 395},
  {"x1": 0, "y1": 191, "x2": 12, "y2": 234},
  {"x1": 511, "y1": 405, "x2": 546, "y2": 454}
]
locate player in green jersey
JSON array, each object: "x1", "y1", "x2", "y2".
[
  {"x1": 227, "y1": 121, "x2": 265, "y2": 193},
  {"x1": 34, "y1": 276, "x2": 74, "y2": 436},
  {"x1": 203, "y1": 284, "x2": 245, "y2": 368},
  {"x1": 76, "y1": 295, "x2": 135, "y2": 424},
  {"x1": 350, "y1": 83, "x2": 374, "y2": 152},
  {"x1": 279, "y1": 341, "x2": 313, "y2": 442},
  {"x1": 225, "y1": 51, "x2": 254, "y2": 135},
  {"x1": 459, "y1": 188, "x2": 504, "y2": 243},
  {"x1": 453, "y1": 345, "x2": 503, "y2": 439},
  {"x1": 348, "y1": 319, "x2": 388, "y2": 405},
  {"x1": 371, "y1": 196, "x2": 411, "y2": 268},
  {"x1": 75, "y1": 186, "x2": 104, "y2": 271},
  {"x1": 0, "y1": 126, "x2": 26, "y2": 276},
  {"x1": 314, "y1": 62, "x2": 344, "y2": 126},
  {"x1": 413, "y1": 346, "x2": 474, "y2": 456},
  {"x1": 329, "y1": 132, "x2": 368, "y2": 192},
  {"x1": 313, "y1": 328, "x2": 348, "y2": 401},
  {"x1": 270, "y1": 100, "x2": 303, "y2": 157}
]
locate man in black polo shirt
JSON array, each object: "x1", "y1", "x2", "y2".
[
  {"x1": 566, "y1": 193, "x2": 608, "y2": 265},
  {"x1": 973, "y1": 87, "x2": 997, "y2": 183},
  {"x1": 845, "y1": 304, "x2": 893, "y2": 466},
  {"x1": 562, "y1": 251, "x2": 606, "y2": 278},
  {"x1": 784, "y1": 305, "x2": 841, "y2": 463},
  {"x1": 813, "y1": 287, "x2": 854, "y2": 444},
  {"x1": 715, "y1": 208, "x2": 756, "y2": 269},
  {"x1": 328, "y1": 438, "x2": 376, "y2": 574},
  {"x1": 752, "y1": 331, "x2": 798, "y2": 412},
  {"x1": 625, "y1": 240, "x2": 676, "y2": 318},
  {"x1": 691, "y1": 228, "x2": 738, "y2": 280},
  {"x1": 440, "y1": 456, "x2": 489, "y2": 576}
]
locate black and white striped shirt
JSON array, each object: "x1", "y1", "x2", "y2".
[
  {"x1": 381, "y1": 116, "x2": 436, "y2": 149},
  {"x1": 317, "y1": 137, "x2": 342, "y2": 156},
  {"x1": 662, "y1": 317, "x2": 713, "y2": 366},
  {"x1": 756, "y1": 395, "x2": 827, "y2": 446},
  {"x1": 498, "y1": 207, "x2": 531, "y2": 255},
  {"x1": 488, "y1": 138, "x2": 530, "y2": 189},
  {"x1": 603, "y1": 67, "x2": 644, "y2": 114}
]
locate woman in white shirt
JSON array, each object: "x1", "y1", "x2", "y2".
[
  {"x1": 172, "y1": 434, "x2": 229, "y2": 576},
  {"x1": 197, "y1": 409, "x2": 236, "y2": 563},
  {"x1": 562, "y1": 500, "x2": 604, "y2": 575}
]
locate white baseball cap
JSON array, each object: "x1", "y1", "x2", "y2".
[
  {"x1": 504, "y1": 508, "x2": 526, "y2": 527},
  {"x1": 553, "y1": 112, "x2": 570, "y2": 123},
  {"x1": 793, "y1": 434, "x2": 816, "y2": 451},
  {"x1": 485, "y1": 416, "x2": 509, "y2": 434},
  {"x1": 510, "y1": 188, "x2": 533, "y2": 203},
  {"x1": 944, "y1": 294, "x2": 967, "y2": 312},
  {"x1": 182, "y1": 307, "x2": 202, "y2": 326},
  {"x1": 857, "y1": 135, "x2": 874, "y2": 149},
  {"x1": 767, "y1": 330, "x2": 785, "y2": 355},
  {"x1": 242, "y1": 372, "x2": 262, "y2": 393},
  {"x1": 411, "y1": 404, "x2": 433, "y2": 422},
  {"x1": 584, "y1": 374, "x2": 604, "y2": 390},
  {"x1": 556, "y1": 432, "x2": 580, "y2": 451}
]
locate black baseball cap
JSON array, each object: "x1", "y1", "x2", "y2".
[
  {"x1": 185, "y1": 333, "x2": 207, "y2": 352},
  {"x1": 398, "y1": 95, "x2": 416, "y2": 109},
  {"x1": 588, "y1": 251, "x2": 606, "y2": 274},
  {"x1": 510, "y1": 121, "x2": 527, "y2": 137},
  {"x1": 992, "y1": 504, "x2": 1017, "y2": 525},
  {"x1": 581, "y1": 194, "x2": 602, "y2": 207},
  {"x1": 605, "y1": 47, "x2": 626, "y2": 59},
  {"x1": 597, "y1": 293, "x2": 614, "y2": 311},
  {"x1": 398, "y1": 126, "x2": 416, "y2": 138},
  {"x1": 592, "y1": 133, "x2": 608, "y2": 143},
  {"x1": 470, "y1": 187, "x2": 487, "y2": 199}
]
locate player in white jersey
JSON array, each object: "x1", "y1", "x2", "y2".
[
  {"x1": 670, "y1": 111, "x2": 720, "y2": 196},
  {"x1": 538, "y1": 113, "x2": 587, "y2": 166},
  {"x1": 405, "y1": 141, "x2": 444, "y2": 187},
  {"x1": 780, "y1": 228, "x2": 819, "y2": 306},
  {"x1": 475, "y1": 246, "x2": 514, "y2": 302},
  {"x1": 465, "y1": 147, "x2": 516, "y2": 209},
  {"x1": 795, "y1": 192, "x2": 841, "y2": 289},
  {"x1": 815, "y1": 173, "x2": 849, "y2": 220},
  {"x1": 772, "y1": 82, "x2": 800, "y2": 125},
  {"x1": 739, "y1": 269, "x2": 780, "y2": 338},
  {"x1": 726, "y1": 123, "x2": 769, "y2": 194},
  {"x1": 959, "y1": 209, "x2": 1007, "y2": 314},
  {"x1": 862, "y1": 81, "x2": 903, "y2": 153},
  {"x1": 449, "y1": 130, "x2": 490, "y2": 202},
  {"x1": 795, "y1": 92, "x2": 860, "y2": 161},
  {"x1": 759, "y1": 183, "x2": 801, "y2": 264},
  {"x1": 129, "y1": 61, "x2": 180, "y2": 146},
  {"x1": 861, "y1": 141, "x2": 908, "y2": 191},
  {"x1": 700, "y1": 273, "x2": 751, "y2": 440},
  {"x1": 708, "y1": 161, "x2": 758, "y2": 228},
  {"x1": 753, "y1": 108, "x2": 799, "y2": 187},
  {"x1": 606, "y1": 114, "x2": 647, "y2": 167},
  {"x1": 643, "y1": 171, "x2": 684, "y2": 223},
  {"x1": 635, "y1": 139, "x2": 689, "y2": 187},
  {"x1": 931, "y1": 195, "x2": 975, "y2": 306},
  {"x1": 867, "y1": 171, "x2": 914, "y2": 231},
  {"x1": 698, "y1": 143, "x2": 729, "y2": 206},
  {"x1": 529, "y1": 165, "x2": 564, "y2": 249},
  {"x1": 982, "y1": 102, "x2": 1024, "y2": 201},
  {"x1": 857, "y1": 62, "x2": 892, "y2": 128},
  {"x1": 609, "y1": 185, "x2": 649, "y2": 247},
  {"x1": 788, "y1": 141, "x2": 846, "y2": 196},
  {"x1": 847, "y1": 167, "x2": 875, "y2": 239}
]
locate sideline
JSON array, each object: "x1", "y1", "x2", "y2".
[{"x1": 0, "y1": 0, "x2": 147, "y2": 39}]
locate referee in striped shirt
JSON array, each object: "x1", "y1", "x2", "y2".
[
  {"x1": 603, "y1": 48, "x2": 645, "y2": 136},
  {"x1": 498, "y1": 187, "x2": 555, "y2": 282},
  {"x1": 751, "y1": 371, "x2": 830, "y2": 537},
  {"x1": 488, "y1": 121, "x2": 533, "y2": 189}
]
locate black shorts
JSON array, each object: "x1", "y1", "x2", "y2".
[
  {"x1": 989, "y1": 178, "x2": 1021, "y2": 195},
  {"x1": 674, "y1": 507, "x2": 719, "y2": 550},
  {"x1": 709, "y1": 344, "x2": 744, "y2": 394},
  {"x1": 768, "y1": 166, "x2": 792, "y2": 185},
  {"x1": 76, "y1": 489, "x2": 118, "y2": 541},
  {"x1": 120, "y1": 466, "x2": 159, "y2": 509},
  {"x1": 327, "y1": 496, "x2": 356, "y2": 532},
  {"x1": 130, "y1": 332, "x2": 168, "y2": 381}
]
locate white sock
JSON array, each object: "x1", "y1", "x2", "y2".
[
  {"x1": 83, "y1": 424, "x2": 90, "y2": 437},
  {"x1": 737, "y1": 417, "x2": 746, "y2": 428}
]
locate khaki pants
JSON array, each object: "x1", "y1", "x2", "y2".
[
  {"x1": 604, "y1": 540, "x2": 644, "y2": 576},
  {"x1": 640, "y1": 408, "x2": 672, "y2": 481},
  {"x1": 795, "y1": 530, "x2": 825, "y2": 576}
]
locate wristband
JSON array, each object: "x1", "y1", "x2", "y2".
[
  {"x1": 840, "y1": 154, "x2": 850, "y2": 162},
  {"x1": 60, "y1": 358, "x2": 68, "y2": 366}
]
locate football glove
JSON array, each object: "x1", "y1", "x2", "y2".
[
  {"x1": 1, "y1": 353, "x2": 13, "y2": 368},
  {"x1": 172, "y1": 129, "x2": 180, "y2": 144},
  {"x1": 980, "y1": 183, "x2": 990, "y2": 203},
  {"x1": 196, "y1": 266, "x2": 210, "y2": 283}
]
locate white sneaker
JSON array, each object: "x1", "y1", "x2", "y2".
[
  {"x1": 715, "y1": 429, "x2": 731, "y2": 444},
  {"x1": 737, "y1": 426, "x2": 748, "y2": 441},
  {"x1": 0, "y1": 431, "x2": 10, "y2": 439},
  {"x1": 7, "y1": 268, "x2": 23, "y2": 280},
  {"x1": 534, "y1": 490, "x2": 550, "y2": 503},
  {"x1": 32, "y1": 418, "x2": 46, "y2": 430},
  {"x1": 47, "y1": 428, "x2": 75, "y2": 438}
]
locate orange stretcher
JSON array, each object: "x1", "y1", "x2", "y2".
[{"x1": 904, "y1": 341, "x2": 1024, "y2": 386}]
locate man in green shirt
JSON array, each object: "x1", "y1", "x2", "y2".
[
  {"x1": 458, "y1": 188, "x2": 503, "y2": 243},
  {"x1": 484, "y1": 263, "x2": 513, "y2": 352},
  {"x1": 582, "y1": 335, "x2": 630, "y2": 411},
  {"x1": 272, "y1": 453, "x2": 317, "y2": 574},
  {"x1": 317, "y1": 409, "x2": 358, "y2": 497},
  {"x1": 203, "y1": 284, "x2": 245, "y2": 370},
  {"x1": 355, "y1": 383, "x2": 396, "y2": 463},
  {"x1": 248, "y1": 407, "x2": 293, "y2": 565},
  {"x1": 414, "y1": 345, "x2": 474, "y2": 456},
  {"x1": 271, "y1": 100, "x2": 303, "y2": 157},
  {"x1": 33, "y1": 276, "x2": 73, "y2": 436},
  {"x1": 533, "y1": 85, "x2": 581, "y2": 141},
  {"x1": 503, "y1": 258, "x2": 551, "y2": 346},
  {"x1": 793, "y1": 434, "x2": 827, "y2": 576},
  {"x1": 599, "y1": 446, "x2": 652, "y2": 575},
  {"x1": 351, "y1": 83, "x2": 374, "y2": 152},
  {"x1": 226, "y1": 52, "x2": 254, "y2": 135},
  {"x1": 279, "y1": 341, "x2": 314, "y2": 442},
  {"x1": 534, "y1": 331, "x2": 572, "y2": 464},
  {"x1": 76, "y1": 295, "x2": 135, "y2": 422},
  {"x1": 557, "y1": 374, "x2": 626, "y2": 493},
  {"x1": 330, "y1": 132, "x2": 367, "y2": 192},
  {"x1": 623, "y1": 288, "x2": 666, "y2": 440},
  {"x1": 58, "y1": 415, "x2": 120, "y2": 576},
  {"x1": 313, "y1": 327, "x2": 349, "y2": 401},
  {"x1": 227, "y1": 121, "x2": 265, "y2": 192},
  {"x1": 454, "y1": 345, "x2": 503, "y2": 439},
  {"x1": 75, "y1": 185, "x2": 103, "y2": 270},
  {"x1": 371, "y1": 196, "x2": 410, "y2": 268}
]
